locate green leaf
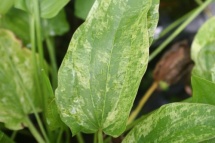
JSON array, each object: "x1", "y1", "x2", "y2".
[
  {"x1": 0, "y1": 0, "x2": 14, "y2": 15},
  {"x1": 15, "y1": 0, "x2": 69, "y2": 18},
  {"x1": 74, "y1": 0, "x2": 95, "y2": 20},
  {"x1": 0, "y1": 131, "x2": 14, "y2": 143},
  {"x1": 192, "y1": 74, "x2": 215, "y2": 105},
  {"x1": 0, "y1": 8, "x2": 69, "y2": 45},
  {"x1": 56, "y1": 0, "x2": 159, "y2": 137},
  {"x1": 191, "y1": 17, "x2": 215, "y2": 81},
  {"x1": 0, "y1": 29, "x2": 42, "y2": 130},
  {"x1": 45, "y1": 98, "x2": 64, "y2": 130},
  {"x1": 0, "y1": 8, "x2": 30, "y2": 44},
  {"x1": 123, "y1": 103, "x2": 215, "y2": 143},
  {"x1": 43, "y1": 10, "x2": 70, "y2": 37}
]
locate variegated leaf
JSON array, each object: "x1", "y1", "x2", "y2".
[
  {"x1": 123, "y1": 103, "x2": 215, "y2": 143},
  {"x1": 0, "y1": 29, "x2": 42, "y2": 130},
  {"x1": 191, "y1": 17, "x2": 215, "y2": 81},
  {"x1": 191, "y1": 17, "x2": 215, "y2": 105},
  {"x1": 56, "y1": 0, "x2": 159, "y2": 137}
]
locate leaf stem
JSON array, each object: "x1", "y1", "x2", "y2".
[
  {"x1": 45, "y1": 37, "x2": 58, "y2": 90},
  {"x1": 29, "y1": 15, "x2": 50, "y2": 143},
  {"x1": 94, "y1": 133, "x2": 97, "y2": 143},
  {"x1": 149, "y1": 0, "x2": 212, "y2": 61},
  {"x1": 10, "y1": 131, "x2": 17, "y2": 140},
  {"x1": 98, "y1": 129, "x2": 103, "y2": 143},
  {"x1": 56, "y1": 128, "x2": 64, "y2": 143},
  {"x1": 77, "y1": 133, "x2": 85, "y2": 143},
  {"x1": 155, "y1": 9, "x2": 193, "y2": 40},
  {"x1": 26, "y1": 118, "x2": 45, "y2": 143},
  {"x1": 127, "y1": 82, "x2": 158, "y2": 125}
]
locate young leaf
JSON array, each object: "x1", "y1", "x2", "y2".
[
  {"x1": 0, "y1": 131, "x2": 14, "y2": 143},
  {"x1": 15, "y1": 0, "x2": 69, "y2": 18},
  {"x1": 0, "y1": 0, "x2": 14, "y2": 15},
  {"x1": 0, "y1": 29, "x2": 42, "y2": 130},
  {"x1": 74, "y1": 0, "x2": 95, "y2": 20},
  {"x1": 191, "y1": 17, "x2": 215, "y2": 81},
  {"x1": 123, "y1": 103, "x2": 215, "y2": 143},
  {"x1": 56, "y1": 0, "x2": 159, "y2": 137}
]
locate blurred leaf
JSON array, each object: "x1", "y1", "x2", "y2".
[
  {"x1": 0, "y1": 29, "x2": 42, "y2": 130},
  {"x1": 0, "y1": 131, "x2": 14, "y2": 143},
  {"x1": 45, "y1": 98, "x2": 64, "y2": 130},
  {"x1": 43, "y1": 10, "x2": 69, "y2": 37},
  {"x1": 42, "y1": 69, "x2": 64, "y2": 130},
  {"x1": 123, "y1": 103, "x2": 215, "y2": 143},
  {"x1": 15, "y1": 0, "x2": 69, "y2": 18},
  {"x1": 56, "y1": 0, "x2": 159, "y2": 137},
  {"x1": 0, "y1": 0, "x2": 14, "y2": 15},
  {"x1": 0, "y1": 8, "x2": 69, "y2": 45},
  {"x1": 191, "y1": 17, "x2": 215, "y2": 81},
  {"x1": 0, "y1": 8, "x2": 30, "y2": 44},
  {"x1": 192, "y1": 75, "x2": 215, "y2": 105},
  {"x1": 191, "y1": 17, "x2": 215, "y2": 105},
  {"x1": 74, "y1": 0, "x2": 95, "y2": 20},
  {"x1": 40, "y1": 0, "x2": 69, "y2": 18}
]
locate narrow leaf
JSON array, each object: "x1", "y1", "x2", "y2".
[
  {"x1": 0, "y1": 29, "x2": 42, "y2": 130},
  {"x1": 123, "y1": 103, "x2": 215, "y2": 143},
  {"x1": 56, "y1": 0, "x2": 159, "y2": 137}
]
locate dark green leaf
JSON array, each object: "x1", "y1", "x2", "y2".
[
  {"x1": 43, "y1": 10, "x2": 69, "y2": 37},
  {"x1": 45, "y1": 98, "x2": 64, "y2": 130},
  {"x1": 74, "y1": 0, "x2": 95, "y2": 20},
  {"x1": 0, "y1": 29, "x2": 42, "y2": 130},
  {"x1": 0, "y1": 8, "x2": 30, "y2": 44},
  {"x1": 56, "y1": 0, "x2": 159, "y2": 137},
  {"x1": 123, "y1": 103, "x2": 215, "y2": 143},
  {"x1": 0, "y1": 0, "x2": 14, "y2": 15},
  {"x1": 0, "y1": 8, "x2": 69, "y2": 45},
  {"x1": 0, "y1": 131, "x2": 14, "y2": 143}
]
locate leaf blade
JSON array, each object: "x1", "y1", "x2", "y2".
[
  {"x1": 56, "y1": 0, "x2": 159, "y2": 136},
  {"x1": 123, "y1": 103, "x2": 215, "y2": 143}
]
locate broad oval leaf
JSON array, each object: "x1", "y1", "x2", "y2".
[
  {"x1": 56, "y1": 0, "x2": 159, "y2": 137},
  {"x1": 191, "y1": 17, "x2": 215, "y2": 81},
  {"x1": 123, "y1": 103, "x2": 215, "y2": 143},
  {"x1": 0, "y1": 29, "x2": 41, "y2": 130},
  {"x1": 15, "y1": 0, "x2": 69, "y2": 18}
]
